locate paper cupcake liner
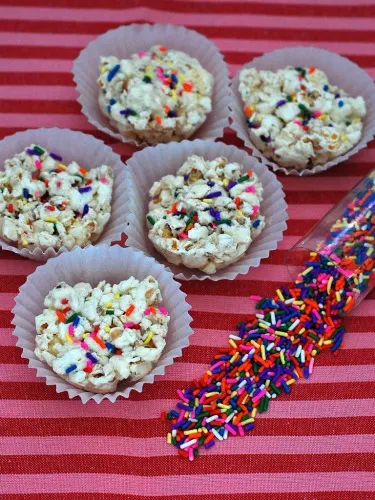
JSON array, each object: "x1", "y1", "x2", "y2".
[
  {"x1": 72, "y1": 23, "x2": 230, "y2": 147},
  {"x1": 124, "y1": 139, "x2": 288, "y2": 280},
  {"x1": 0, "y1": 128, "x2": 132, "y2": 261},
  {"x1": 12, "y1": 245, "x2": 193, "y2": 403},
  {"x1": 230, "y1": 46, "x2": 375, "y2": 176}
]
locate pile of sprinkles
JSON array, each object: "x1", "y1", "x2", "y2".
[{"x1": 163, "y1": 170, "x2": 375, "y2": 460}]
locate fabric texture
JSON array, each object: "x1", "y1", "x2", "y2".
[{"x1": 0, "y1": 0, "x2": 374, "y2": 498}]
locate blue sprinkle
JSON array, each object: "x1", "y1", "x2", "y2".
[
  {"x1": 167, "y1": 110, "x2": 178, "y2": 118},
  {"x1": 109, "y1": 98, "x2": 116, "y2": 105},
  {"x1": 82, "y1": 204, "x2": 89, "y2": 217},
  {"x1": 281, "y1": 380, "x2": 291, "y2": 394},
  {"x1": 106, "y1": 105, "x2": 111, "y2": 113},
  {"x1": 338, "y1": 100, "x2": 344, "y2": 108},
  {"x1": 65, "y1": 364, "x2": 77, "y2": 374},
  {"x1": 26, "y1": 148, "x2": 41, "y2": 156},
  {"x1": 105, "y1": 341, "x2": 116, "y2": 352},
  {"x1": 205, "y1": 191, "x2": 222, "y2": 199},
  {"x1": 253, "y1": 219, "x2": 261, "y2": 228},
  {"x1": 276, "y1": 99, "x2": 286, "y2": 108},
  {"x1": 335, "y1": 93, "x2": 341, "y2": 99},
  {"x1": 72, "y1": 316, "x2": 80, "y2": 327},
  {"x1": 205, "y1": 440, "x2": 215, "y2": 450},
  {"x1": 107, "y1": 64, "x2": 120, "y2": 82},
  {"x1": 244, "y1": 423, "x2": 255, "y2": 432},
  {"x1": 79, "y1": 186, "x2": 92, "y2": 194},
  {"x1": 23, "y1": 188, "x2": 29, "y2": 198},
  {"x1": 171, "y1": 74, "x2": 178, "y2": 83},
  {"x1": 86, "y1": 352, "x2": 97, "y2": 364},
  {"x1": 226, "y1": 181, "x2": 237, "y2": 191},
  {"x1": 303, "y1": 367, "x2": 310, "y2": 379},
  {"x1": 323, "y1": 84, "x2": 329, "y2": 91},
  {"x1": 207, "y1": 181, "x2": 215, "y2": 187}
]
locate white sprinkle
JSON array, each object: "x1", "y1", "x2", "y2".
[
  {"x1": 172, "y1": 429, "x2": 177, "y2": 437},
  {"x1": 225, "y1": 412, "x2": 235, "y2": 423},
  {"x1": 300, "y1": 349, "x2": 305, "y2": 363},
  {"x1": 288, "y1": 319, "x2": 300, "y2": 331},
  {"x1": 285, "y1": 298, "x2": 294, "y2": 304},
  {"x1": 212, "y1": 428, "x2": 223, "y2": 441},
  {"x1": 242, "y1": 354, "x2": 249, "y2": 362},
  {"x1": 256, "y1": 313, "x2": 264, "y2": 319},
  {"x1": 223, "y1": 429, "x2": 229, "y2": 440},
  {"x1": 266, "y1": 342, "x2": 274, "y2": 351},
  {"x1": 180, "y1": 439, "x2": 197, "y2": 449},
  {"x1": 229, "y1": 334, "x2": 242, "y2": 340},
  {"x1": 238, "y1": 380, "x2": 247, "y2": 388},
  {"x1": 270, "y1": 312, "x2": 276, "y2": 325},
  {"x1": 206, "y1": 415, "x2": 218, "y2": 423},
  {"x1": 295, "y1": 345, "x2": 302, "y2": 358}
]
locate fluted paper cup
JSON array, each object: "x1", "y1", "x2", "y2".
[
  {"x1": 0, "y1": 128, "x2": 131, "y2": 261},
  {"x1": 230, "y1": 46, "x2": 375, "y2": 176},
  {"x1": 124, "y1": 139, "x2": 288, "y2": 280},
  {"x1": 72, "y1": 23, "x2": 230, "y2": 146},
  {"x1": 12, "y1": 245, "x2": 193, "y2": 403}
]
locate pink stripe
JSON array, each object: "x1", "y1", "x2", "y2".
[
  {"x1": 1, "y1": 363, "x2": 374, "y2": 385},
  {"x1": 0, "y1": 293, "x2": 16, "y2": 310},
  {"x1": 0, "y1": 59, "x2": 73, "y2": 73},
  {"x1": 179, "y1": 0, "x2": 375, "y2": 5},
  {"x1": 0, "y1": 434, "x2": 373, "y2": 457},
  {"x1": 0, "y1": 86, "x2": 77, "y2": 101},
  {"x1": 1, "y1": 6, "x2": 375, "y2": 30},
  {"x1": 0, "y1": 113, "x2": 93, "y2": 129},
  {"x1": 1, "y1": 32, "x2": 375, "y2": 56},
  {"x1": 1, "y1": 472, "x2": 374, "y2": 494},
  {"x1": 0, "y1": 329, "x2": 14, "y2": 345},
  {"x1": 0, "y1": 396, "x2": 373, "y2": 420}
]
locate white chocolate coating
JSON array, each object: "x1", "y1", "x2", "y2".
[
  {"x1": 0, "y1": 145, "x2": 113, "y2": 251},
  {"x1": 97, "y1": 45, "x2": 214, "y2": 144},
  {"x1": 239, "y1": 66, "x2": 366, "y2": 169},
  {"x1": 147, "y1": 155, "x2": 265, "y2": 274},
  {"x1": 34, "y1": 276, "x2": 170, "y2": 393}
]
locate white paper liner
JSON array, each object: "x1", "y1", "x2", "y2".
[
  {"x1": 124, "y1": 139, "x2": 288, "y2": 280},
  {"x1": 12, "y1": 245, "x2": 193, "y2": 403},
  {"x1": 72, "y1": 23, "x2": 230, "y2": 147},
  {"x1": 0, "y1": 128, "x2": 132, "y2": 261},
  {"x1": 230, "y1": 46, "x2": 375, "y2": 176}
]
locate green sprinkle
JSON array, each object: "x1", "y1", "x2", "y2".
[
  {"x1": 270, "y1": 382, "x2": 281, "y2": 395},
  {"x1": 298, "y1": 104, "x2": 309, "y2": 113},
  {"x1": 286, "y1": 95, "x2": 293, "y2": 102},
  {"x1": 77, "y1": 174, "x2": 86, "y2": 181},
  {"x1": 65, "y1": 312, "x2": 78, "y2": 324},
  {"x1": 53, "y1": 223, "x2": 58, "y2": 236},
  {"x1": 143, "y1": 75, "x2": 152, "y2": 83},
  {"x1": 253, "y1": 363, "x2": 259, "y2": 374},
  {"x1": 106, "y1": 310, "x2": 115, "y2": 315},
  {"x1": 238, "y1": 175, "x2": 249, "y2": 183},
  {"x1": 33, "y1": 146, "x2": 45, "y2": 155},
  {"x1": 147, "y1": 216, "x2": 155, "y2": 225},
  {"x1": 216, "y1": 219, "x2": 232, "y2": 225},
  {"x1": 199, "y1": 436, "x2": 205, "y2": 445}
]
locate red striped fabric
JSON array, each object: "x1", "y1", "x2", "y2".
[{"x1": 0, "y1": 1, "x2": 375, "y2": 498}]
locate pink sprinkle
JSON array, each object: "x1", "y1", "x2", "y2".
[
  {"x1": 81, "y1": 341, "x2": 89, "y2": 350},
  {"x1": 252, "y1": 205, "x2": 259, "y2": 215},
  {"x1": 34, "y1": 192, "x2": 40, "y2": 198},
  {"x1": 86, "y1": 360, "x2": 93, "y2": 369},
  {"x1": 68, "y1": 324, "x2": 75, "y2": 335},
  {"x1": 225, "y1": 424, "x2": 237, "y2": 436},
  {"x1": 202, "y1": 417, "x2": 207, "y2": 426},
  {"x1": 252, "y1": 389, "x2": 266, "y2": 403},
  {"x1": 179, "y1": 232, "x2": 188, "y2": 239},
  {"x1": 239, "y1": 344, "x2": 252, "y2": 352},
  {"x1": 159, "y1": 307, "x2": 168, "y2": 316},
  {"x1": 35, "y1": 160, "x2": 42, "y2": 169},
  {"x1": 100, "y1": 177, "x2": 107, "y2": 184},
  {"x1": 245, "y1": 185, "x2": 256, "y2": 193},
  {"x1": 177, "y1": 389, "x2": 189, "y2": 403},
  {"x1": 226, "y1": 378, "x2": 238, "y2": 383},
  {"x1": 238, "y1": 425, "x2": 245, "y2": 437},
  {"x1": 177, "y1": 410, "x2": 185, "y2": 423},
  {"x1": 90, "y1": 332, "x2": 96, "y2": 338},
  {"x1": 313, "y1": 110, "x2": 322, "y2": 118},
  {"x1": 124, "y1": 322, "x2": 135, "y2": 328},
  {"x1": 249, "y1": 295, "x2": 261, "y2": 301},
  {"x1": 266, "y1": 328, "x2": 275, "y2": 335},
  {"x1": 276, "y1": 319, "x2": 282, "y2": 327},
  {"x1": 188, "y1": 449, "x2": 194, "y2": 461},
  {"x1": 263, "y1": 333, "x2": 275, "y2": 340},
  {"x1": 237, "y1": 387, "x2": 245, "y2": 396},
  {"x1": 210, "y1": 360, "x2": 225, "y2": 370},
  {"x1": 293, "y1": 120, "x2": 303, "y2": 126},
  {"x1": 309, "y1": 357, "x2": 315, "y2": 374},
  {"x1": 144, "y1": 308, "x2": 151, "y2": 315},
  {"x1": 138, "y1": 51, "x2": 147, "y2": 57}
]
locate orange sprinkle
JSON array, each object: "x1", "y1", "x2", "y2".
[
  {"x1": 171, "y1": 202, "x2": 178, "y2": 213},
  {"x1": 149, "y1": 306, "x2": 156, "y2": 315},
  {"x1": 308, "y1": 66, "x2": 316, "y2": 73},
  {"x1": 183, "y1": 82, "x2": 193, "y2": 92},
  {"x1": 79, "y1": 167, "x2": 88, "y2": 175},
  {"x1": 93, "y1": 335, "x2": 106, "y2": 349},
  {"x1": 244, "y1": 105, "x2": 253, "y2": 117},
  {"x1": 164, "y1": 105, "x2": 170, "y2": 114},
  {"x1": 247, "y1": 169, "x2": 253, "y2": 177},
  {"x1": 235, "y1": 197, "x2": 241, "y2": 208},
  {"x1": 55, "y1": 311, "x2": 66, "y2": 323},
  {"x1": 155, "y1": 116, "x2": 162, "y2": 125},
  {"x1": 159, "y1": 46, "x2": 167, "y2": 52},
  {"x1": 125, "y1": 304, "x2": 135, "y2": 316}
]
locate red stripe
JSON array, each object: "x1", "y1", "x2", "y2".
[{"x1": 0, "y1": 416, "x2": 373, "y2": 437}]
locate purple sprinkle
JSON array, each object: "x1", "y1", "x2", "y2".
[
  {"x1": 226, "y1": 181, "x2": 237, "y2": 191},
  {"x1": 244, "y1": 423, "x2": 255, "y2": 432},
  {"x1": 120, "y1": 109, "x2": 131, "y2": 116},
  {"x1": 82, "y1": 204, "x2": 89, "y2": 217},
  {"x1": 205, "y1": 440, "x2": 215, "y2": 449},
  {"x1": 260, "y1": 135, "x2": 272, "y2": 143},
  {"x1": 335, "y1": 93, "x2": 341, "y2": 98},
  {"x1": 209, "y1": 207, "x2": 221, "y2": 220},
  {"x1": 26, "y1": 148, "x2": 41, "y2": 156},
  {"x1": 79, "y1": 186, "x2": 92, "y2": 194},
  {"x1": 276, "y1": 99, "x2": 287, "y2": 108},
  {"x1": 86, "y1": 352, "x2": 97, "y2": 363},
  {"x1": 205, "y1": 191, "x2": 222, "y2": 199},
  {"x1": 49, "y1": 152, "x2": 63, "y2": 161},
  {"x1": 207, "y1": 181, "x2": 215, "y2": 187},
  {"x1": 184, "y1": 174, "x2": 190, "y2": 181}
]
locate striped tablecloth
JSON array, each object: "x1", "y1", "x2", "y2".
[{"x1": 1, "y1": 1, "x2": 375, "y2": 498}]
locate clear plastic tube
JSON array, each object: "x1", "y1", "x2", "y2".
[{"x1": 287, "y1": 169, "x2": 375, "y2": 309}]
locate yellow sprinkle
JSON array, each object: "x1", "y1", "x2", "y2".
[
  {"x1": 44, "y1": 217, "x2": 57, "y2": 223},
  {"x1": 146, "y1": 65, "x2": 153, "y2": 73},
  {"x1": 222, "y1": 179, "x2": 229, "y2": 186},
  {"x1": 184, "y1": 429, "x2": 200, "y2": 435},
  {"x1": 229, "y1": 339, "x2": 237, "y2": 348},
  {"x1": 301, "y1": 266, "x2": 313, "y2": 276},
  {"x1": 171, "y1": 89, "x2": 177, "y2": 100},
  {"x1": 312, "y1": 349, "x2": 317, "y2": 356},
  {"x1": 335, "y1": 291, "x2": 341, "y2": 302},
  {"x1": 83, "y1": 332, "x2": 90, "y2": 338},
  {"x1": 318, "y1": 337, "x2": 324, "y2": 346},
  {"x1": 114, "y1": 293, "x2": 120, "y2": 300},
  {"x1": 206, "y1": 370, "x2": 212, "y2": 376},
  {"x1": 251, "y1": 408, "x2": 257, "y2": 418},
  {"x1": 144, "y1": 332, "x2": 153, "y2": 345},
  {"x1": 341, "y1": 135, "x2": 348, "y2": 141},
  {"x1": 327, "y1": 276, "x2": 333, "y2": 294},
  {"x1": 237, "y1": 210, "x2": 244, "y2": 217},
  {"x1": 21, "y1": 240, "x2": 28, "y2": 246},
  {"x1": 261, "y1": 344, "x2": 266, "y2": 360},
  {"x1": 276, "y1": 289, "x2": 284, "y2": 301},
  {"x1": 202, "y1": 198, "x2": 213, "y2": 204},
  {"x1": 230, "y1": 352, "x2": 239, "y2": 363},
  {"x1": 231, "y1": 391, "x2": 238, "y2": 398},
  {"x1": 274, "y1": 331, "x2": 288, "y2": 337},
  {"x1": 195, "y1": 398, "x2": 199, "y2": 406},
  {"x1": 178, "y1": 74, "x2": 186, "y2": 82},
  {"x1": 265, "y1": 379, "x2": 270, "y2": 387},
  {"x1": 104, "y1": 326, "x2": 110, "y2": 333},
  {"x1": 66, "y1": 333, "x2": 73, "y2": 344},
  {"x1": 205, "y1": 392, "x2": 220, "y2": 397},
  {"x1": 300, "y1": 304, "x2": 306, "y2": 311},
  {"x1": 353, "y1": 117, "x2": 361, "y2": 123},
  {"x1": 280, "y1": 351, "x2": 285, "y2": 365},
  {"x1": 318, "y1": 114, "x2": 327, "y2": 120},
  {"x1": 58, "y1": 163, "x2": 67, "y2": 170},
  {"x1": 242, "y1": 394, "x2": 249, "y2": 404},
  {"x1": 105, "y1": 302, "x2": 112, "y2": 308},
  {"x1": 218, "y1": 403, "x2": 231, "y2": 410},
  {"x1": 286, "y1": 378, "x2": 296, "y2": 386},
  {"x1": 259, "y1": 323, "x2": 269, "y2": 330},
  {"x1": 167, "y1": 433, "x2": 172, "y2": 444},
  {"x1": 251, "y1": 340, "x2": 260, "y2": 348},
  {"x1": 202, "y1": 427, "x2": 208, "y2": 434},
  {"x1": 323, "y1": 340, "x2": 333, "y2": 345},
  {"x1": 241, "y1": 417, "x2": 255, "y2": 426},
  {"x1": 22, "y1": 200, "x2": 27, "y2": 205}
]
